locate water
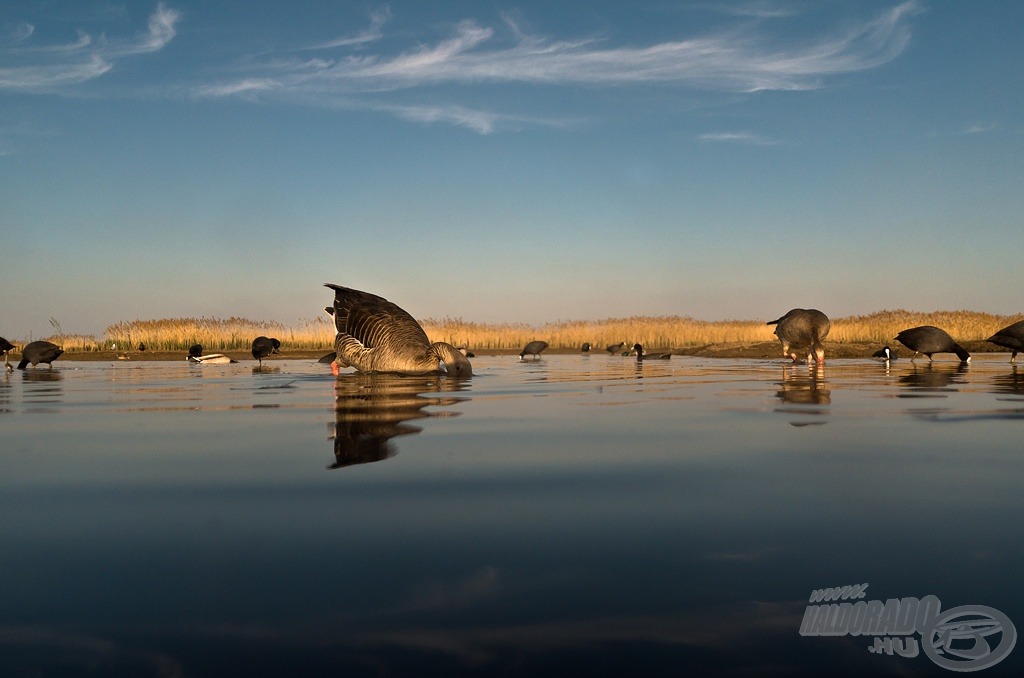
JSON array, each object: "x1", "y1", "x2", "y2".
[{"x1": 2, "y1": 355, "x2": 1022, "y2": 676}]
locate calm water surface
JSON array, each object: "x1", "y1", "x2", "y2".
[{"x1": 2, "y1": 355, "x2": 1022, "y2": 676}]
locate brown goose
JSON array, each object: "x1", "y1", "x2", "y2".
[
  {"x1": 324, "y1": 284, "x2": 472, "y2": 377},
  {"x1": 767, "y1": 309, "x2": 830, "y2": 364},
  {"x1": 987, "y1": 319, "x2": 1024, "y2": 364}
]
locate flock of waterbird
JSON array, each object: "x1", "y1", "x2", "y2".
[{"x1": 4, "y1": 285, "x2": 1024, "y2": 375}]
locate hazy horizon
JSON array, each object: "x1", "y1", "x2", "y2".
[{"x1": 3, "y1": 1, "x2": 1022, "y2": 340}]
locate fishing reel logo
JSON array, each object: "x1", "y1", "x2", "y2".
[{"x1": 800, "y1": 584, "x2": 1016, "y2": 672}]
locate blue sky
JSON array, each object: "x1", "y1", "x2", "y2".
[{"x1": 2, "y1": 1, "x2": 1022, "y2": 339}]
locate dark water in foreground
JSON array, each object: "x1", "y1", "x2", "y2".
[{"x1": 2, "y1": 355, "x2": 1022, "y2": 677}]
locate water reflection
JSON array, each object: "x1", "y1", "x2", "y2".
[
  {"x1": 896, "y1": 362, "x2": 969, "y2": 396},
  {"x1": 20, "y1": 368, "x2": 64, "y2": 411},
  {"x1": 329, "y1": 373, "x2": 468, "y2": 470},
  {"x1": 989, "y1": 366, "x2": 1024, "y2": 397},
  {"x1": 774, "y1": 365, "x2": 830, "y2": 426}
]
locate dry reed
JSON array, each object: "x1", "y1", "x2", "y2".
[{"x1": 9, "y1": 309, "x2": 1019, "y2": 354}]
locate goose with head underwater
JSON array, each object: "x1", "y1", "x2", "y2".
[
  {"x1": 767, "y1": 308, "x2": 830, "y2": 365},
  {"x1": 324, "y1": 284, "x2": 472, "y2": 377}
]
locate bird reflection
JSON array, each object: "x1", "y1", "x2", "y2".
[
  {"x1": 775, "y1": 365, "x2": 831, "y2": 405},
  {"x1": 989, "y1": 366, "x2": 1024, "y2": 396},
  {"x1": 774, "y1": 365, "x2": 830, "y2": 425},
  {"x1": 329, "y1": 373, "x2": 467, "y2": 470},
  {"x1": 897, "y1": 362, "x2": 969, "y2": 395}
]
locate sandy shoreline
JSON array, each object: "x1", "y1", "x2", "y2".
[{"x1": 32, "y1": 340, "x2": 1003, "y2": 363}]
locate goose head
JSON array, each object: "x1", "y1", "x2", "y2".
[{"x1": 431, "y1": 343, "x2": 473, "y2": 378}]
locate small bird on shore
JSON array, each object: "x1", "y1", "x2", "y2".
[
  {"x1": 606, "y1": 342, "x2": 624, "y2": 355},
  {"x1": 895, "y1": 326, "x2": 970, "y2": 363},
  {"x1": 188, "y1": 344, "x2": 203, "y2": 359},
  {"x1": 631, "y1": 343, "x2": 671, "y2": 360},
  {"x1": 580, "y1": 342, "x2": 591, "y2": 354},
  {"x1": 872, "y1": 346, "x2": 898, "y2": 362},
  {"x1": 252, "y1": 336, "x2": 281, "y2": 366},
  {"x1": 17, "y1": 341, "x2": 64, "y2": 370},
  {"x1": 986, "y1": 320, "x2": 1024, "y2": 364},
  {"x1": 767, "y1": 309, "x2": 830, "y2": 365},
  {"x1": 519, "y1": 340, "x2": 548, "y2": 361}
]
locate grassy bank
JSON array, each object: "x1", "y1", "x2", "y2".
[{"x1": 6, "y1": 309, "x2": 1021, "y2": 356}]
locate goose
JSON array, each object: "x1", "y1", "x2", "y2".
[
  {"x1": 872, "y1": 346, "x2": 898, "y2": 362},
  {"x1": 252, "y1": 336, "x2": 280, "y2": 366},
  {"x1": 766, "y1": 309, "x2": 830, "y2": 364},
  {"x1": 606, "y1": 342, "x2": 624, "y2": 355},
  {"x1": 987, "y1": 319, "x2": 1024, "y2": 364},
  {"x1": 1, "y1": 336, "x2": 14, "y2": 371},
  {"x1": 630, "y1": 343, "x2": 671, "y2": 360},
  {"x1": 519, "y1": 340, "x2": 548, "y2": 361},
  {"x1": 895, "y1": 326, "x2": 970, "y2": 363},
  {"x1": 17, "y1": 340, "x2": 64, "y2": 369},
  {"x1": 324, "y1": 283, "x2": 472, "y2": 377}
]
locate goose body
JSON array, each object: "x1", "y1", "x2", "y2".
[
  {"x1": 895, "y1": 326, "x2": 970, "y2": 363},
  {"x1": 767, "y1": 308, "x2": 830, "y2": 364},
  {"x1": 631, "y1": 343, "x2": 671, "y2": 360},
  {"x1": 872, "y1": 346, "x2": 898, "y2": 361},
  {"x1": 325, "y1": 284, "x2": 472, "y2": 377},
  {"x1": 606, "y1": 342, "x2": 624, "y2": 355},
  {"x1": 17, "y1": 340, "x2": 63, "y2": 369},
  {"x1": 520, "y1": 341, "x2": 548, "y2": 361},
  {"x1": 987, "y1": 320, "x2": 1024, "y2": 364},
  {"x1": 251, "y1": 336, "x2": 280, "y2": 366}
]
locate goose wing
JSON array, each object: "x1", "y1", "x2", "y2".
[{"x1": 325, "y1": 284, "x2": 431, "y2": 367}]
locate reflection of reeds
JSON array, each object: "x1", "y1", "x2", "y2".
[{"x1": 11, "y1": 309, "x2": 1023, "y2": 354}]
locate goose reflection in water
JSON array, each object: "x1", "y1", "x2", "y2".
[
  {"x1": 774, "y1": 365, "x2": 830, "y2": 426},
  {"x1": 988, "y1": 366, "x2": 1024, "y2": 396},
  {"x1": 896, "y1": 362, "x2": 969, "y2": 396},
  {"x1": 329, "y1": 373, "x2": 468, "y2": 470}
]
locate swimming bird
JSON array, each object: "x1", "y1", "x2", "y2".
[
  {"x1": 188, "y1": 353, "x2": 237, "y2": 364},
  {"x1": 894, "y1": 326, "x2": 970, "y2": 363},
  {"x1": 188, "y1": 344, "x2": 203, "y2": 359},
  {"x1": 520, "y1": 341, "x2": 548, "y2": 361},
  {"x1": 630, "y1": 343, "x2": 671, "y2": 360},
  {"x1": 17, "y1": 340, "x2": 64, "y2": 369},
  {"x1": 766, "y1": 309, "x2": 830, "y2": 365},
  {"x1": 987, "y1": 319, "x2": 1024, "y2": 364},
  {"x1": 606, "y1": 342, "x2": 624, "y2": 355},
  {"x1": 872, "y1": 346, "x2": 898, "y2": 362},
  {"x1": 581, "y1": 342, "x2": 591, "y2": 353},
  {"x1": 1, "y1": 336, "x2": 14, "y2": 371},
  {"x1": 251, "y1": 336, "x2": 280, "y2": 366},
  {"x1": 324, "y1": 284, "x2": 472, "y2": 377}
]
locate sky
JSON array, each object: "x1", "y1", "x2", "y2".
[{"x1": 2, "y1": 1, "x2": 1022, "y2": 340}]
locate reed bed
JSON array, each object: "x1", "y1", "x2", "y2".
[
  {"x1": 103, "y1": 317, "x2": 335, "y2": 352},
  {"x1": 10, "y1": 309, "x2": 1018, "y2": 354}
]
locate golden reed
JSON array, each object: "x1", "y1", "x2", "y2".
[{"x1": 11, "y1": 309, "x2": 1022, "y2": 353}]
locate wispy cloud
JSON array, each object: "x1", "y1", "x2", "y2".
[
  {"x1": 964, "y1": 123, "x2": 995, "y2": 134},
  {"x1": 698, "y1": 131, "x2": 778, "y2": 145},
  {"x1": 194, "y1": 2, "x2": 919, "y2": 131},
  {"x1": 307, "y1": 7, "x2": 392, "y2": 50},
  {"x1": 0, "y1": 3, "x2": 179, "y2": 92}
]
